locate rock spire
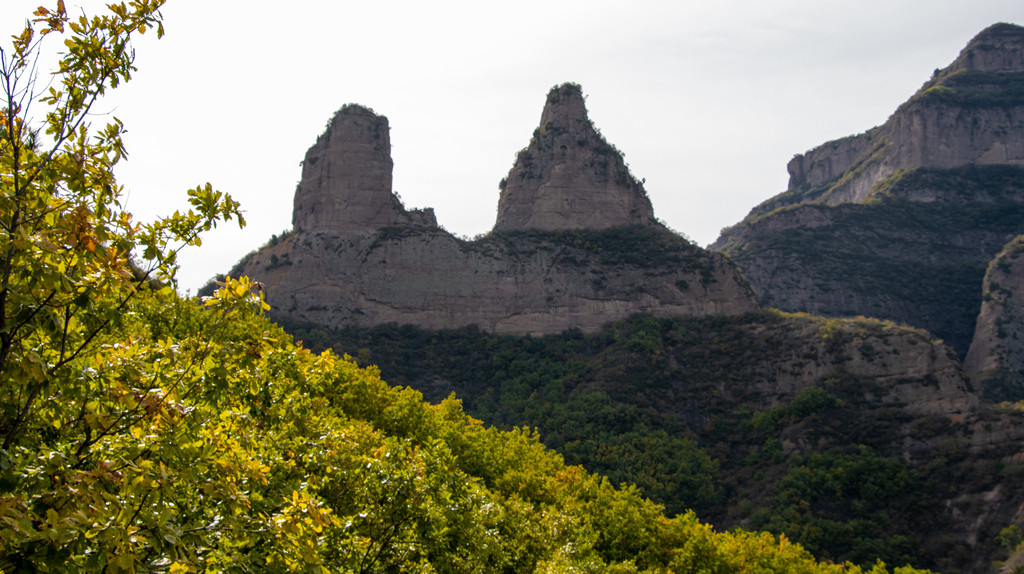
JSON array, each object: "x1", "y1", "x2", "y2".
[
  {"x1": 292, "y1": 104, "x2": 435, "y2": 234},
  {"x1": 493, "y1": 83, "x2": 656, "y2": 232}
]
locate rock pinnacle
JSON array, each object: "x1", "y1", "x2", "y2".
[
  {"x1": 292, "y1": 104, "x2": 435, "y2": 234},
  {"x1": 493, "y1": 83, "x2": 656, "y2": 232}
]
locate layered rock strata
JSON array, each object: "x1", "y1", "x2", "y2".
[
  {"x1": 781, "y1": 23, "x2": 1024, "y2": 209},
  {"x1": 235, "y1": 227, "x2": 757, "y2": 335}
]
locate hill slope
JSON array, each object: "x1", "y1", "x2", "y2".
[{"x1": 284, "y1": 311, "x2": 1024, "y2": 573}]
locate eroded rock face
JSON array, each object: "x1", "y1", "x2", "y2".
[
  {"x1": 965, "y1": 235, "x2": 1024, "y2": 401},
  {"x1": 493, "y1": 83, "x2": 656, "y2": 232},
  {"x1": 233, "y1": 226, "x2": 759, "y2": 336},
  {"x1": 292, "y1": 105, "x2": 436, "y2": 233},
  {"x1": 229, "y1": 85, "x2": 758, "y2": 336}
]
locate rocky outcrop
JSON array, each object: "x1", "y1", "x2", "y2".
[
  {"x1": 768, "y1": 23, "x2": 1024, "y2": 212},
  {"x1": 941, "y1": 21, "x2": 1024, "y2": 74},
  {"x1": 715, "y1": 166, "x2": 1024, "y2": 358},
  {"x1": 292, "y1": 105, "x2": 436, "y2": 233},
  {"x1": 965, "y1": 235, "x2": 1024, "y2": 401},
  {"x1": 713, "y1": 23, "x2": 1024, "y2": 358},
  {"x1": 493, "y1": 83, "x2": 656, "y2": 231},
  {"x1": 229, "y1": 86, "x2": 758, "y2": 336},
  {"x1": 783, "y1": 128, "x2": 883, "y2": 200}
]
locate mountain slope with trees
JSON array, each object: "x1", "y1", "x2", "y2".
[{"x1": 282, "y1": 312, "x2": 1024, "y2": 573}]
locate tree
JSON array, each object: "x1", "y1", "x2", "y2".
[
  {"x1": 0, "y1": 2, "x2": 250, "y2": 570},
  {"x1": 0, "y1": 0, "x2": 244, "y2": 452}
]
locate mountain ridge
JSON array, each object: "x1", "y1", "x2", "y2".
[
  {"x1": 712, "y1": 23, "x2": 1024, "y2": 367},
  {"x1": 228, "y1": 84, "x2": 758, "y2": 336}
]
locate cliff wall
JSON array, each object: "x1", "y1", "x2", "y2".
[
  {"x1": 768, "y1": 24, "x2": 1024, "y2": 211},
  {"x1": 234, "y1": 226, "x2": 756, "y2": 336},
  {"x1": 965, "y1": 235, "x2": 1024, "y2": 401},
  {"x1": 713, "y1": 23, "x2": 1024, "y2": 360}
]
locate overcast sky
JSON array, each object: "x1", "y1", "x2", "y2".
[{"x1": 5, "y1": 1, "x2": 1024, "y2": 293}]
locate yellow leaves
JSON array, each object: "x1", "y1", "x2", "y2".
[
  {"x1": 13, "y1": 350, "x2": 47, "y2": 384},
  {"x1": 11, "y1": 26, "x2": 35, "y2": 58},
  {"x1": 202, "y1": 276, "x2": 272, "y2": 319},
  {"x1": 33, "y1": 0, "x2": 67, "y2": 34}
]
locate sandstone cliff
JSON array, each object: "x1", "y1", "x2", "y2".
[
  {"x1": 494, "y1": 83, "x2": 656, "y2": 231},
  {"x1": 229, "y1": 85, "x2": 757, "y2": 335},
  {"x1": 965, "y1": 235, "x2": 1024, "y2": 401},
  {"x1": 713, "y1": 23, "x2": 1024, "y2": 359},
  {"x1": 235, "y1": 226, "x2": 756, "y2": 335}
]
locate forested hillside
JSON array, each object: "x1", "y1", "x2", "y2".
[
  {"x1": 14, "y1": 283, "x2": 923, "y2": 572},
  {"x1": 283, "y1": 313, "x2": 1024, "y2": 573}
]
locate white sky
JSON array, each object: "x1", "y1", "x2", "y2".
[{"x1": 4, "y1": 1, "x2": 1024, "y2": 293}]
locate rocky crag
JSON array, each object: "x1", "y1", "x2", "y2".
[
  {"x1": 758, "y1": 22, "x2": 1024, "y2": 212},
  {"x1": 713, "y1": 23, "x2": 1024, "y2": 368},
  {"x1": 228, "y1": 84, "x2": 758, "y2": 335},
  {"x1": 292, "y1": 105, "x2": 437, "y2": 233},
  {"x1": 494, "y1": 83, "x2": 656, "y2": 231},
  {"x1": 216, "y1": 54, "x2": 1024, "y2": 572},
  {"x1": 966, "y1": 235, "x2": 1024, "y2": 402}
]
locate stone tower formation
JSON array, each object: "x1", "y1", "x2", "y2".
[
  {"x1": 494, "y1": 83, "x2": 656, "y2": 231},
  {"x1": 292, "y1": 104, "x2": 436, "y2": 234},
  {"x1": 227, "y1": 83, "x2": 758, "y2": 336}
]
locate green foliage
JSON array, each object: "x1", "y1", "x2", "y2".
[
  {"x1": 483, "y1": 225, "x2": 705, "y2": 270},
  {"x1": 751, "y1": 387, "x2": 839, "y2": 432},
  {"x1": 917, "y1": 70, "x2": 1024, "y2": 108},
  {"x1": 755, "y1": 447, "x2": 921, "y2": 566},
  {"x1": 872, "y1": 165, "x2": 1024, "y2": 200},
  {"x1": 0, "y1": 0, "x2": 243, "y2": 452},
  {"x1": 999, "y1": 525, "x2": 1024, "y2": 552}
]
